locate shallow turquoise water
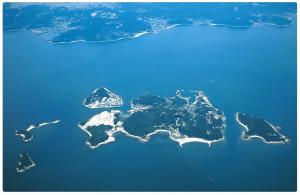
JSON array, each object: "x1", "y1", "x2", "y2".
[{"x1": 4, "y1": 22, "x2": 296, "y2": 191}]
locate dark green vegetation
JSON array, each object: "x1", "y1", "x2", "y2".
[
  {"x1": 79, "y1": 90, "x2": 226, "y2": 147},
  {"x1": 15, "y1": 128, "x2": 33, "y2": 142},
  {"x1": 84, "y1": 125, "x2": 112, "y2": 147},
  {"x1": 132, "y1": 95, "x2": 167, "y2": 107},
  {"x1": 4, "y1": 3, "x2": 296, "y2": 43},
  {"x1": 237, "y1": 112, "x2": 288, "y2": 143},
  {"x1": 123, "y1": 91, "x2": 226, "y2": 140},
  {"x1": 84, "y1": 88, "x2": 110, "y2": 106},
  {"x1": 83, "y1": 87, "x2": 123, "y2": 108},
  {"x1": 16, "y1": 152, "x2": 35, "y2": 173}
]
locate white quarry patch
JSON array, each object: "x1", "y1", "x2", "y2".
[
  {"x1": 79, "y1": 111, "x2": 117, "y2": 131},
  {"x1": 83, "y1": 87, "x2": 123, "y2": 109},
  {"x1": 85, "y1": 97, "x2": 123, "y2": 109}
]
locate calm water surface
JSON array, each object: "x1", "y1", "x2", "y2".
[{"x1": 3, "y1": 22, "x2": 296, "y2": 191}]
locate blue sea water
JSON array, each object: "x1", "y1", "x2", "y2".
[{"x1": 3, "y1": 21, "x2": 296, "y2": 191}]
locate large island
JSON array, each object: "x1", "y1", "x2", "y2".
[
  {"x1": 3, "y1": 3, "x2": 296, "y2": 44},
  {"x1": 79, "y1": 89, "x2": 226, "y2": 149}
]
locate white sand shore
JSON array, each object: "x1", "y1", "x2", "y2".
[{"x1": 235, "y1": 112, "x2": 288, "y2": 144}]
